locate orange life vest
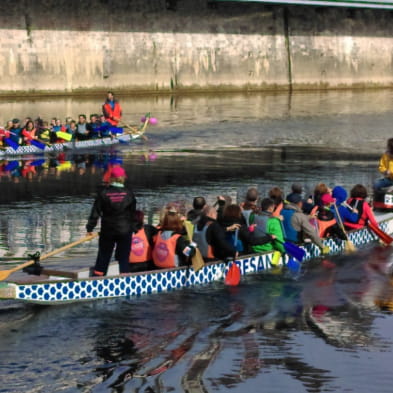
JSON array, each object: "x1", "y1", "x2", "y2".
[
  {"x1": 103, "y1": 101, "x2": 122, "y2": 126},
  {"x1": 22, "y1": 128, "x2": 37, "y2": 141},
  {"x1": 129, "y1": 228, "x2": 152, "y2": 263},
  {"x1": 152, "y1": 231, "x2": 181, "y2": 269},
  {"x1": 317, "y1": 217, "x2": 336, "y2": 238}
]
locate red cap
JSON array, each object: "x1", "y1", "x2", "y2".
[
  {"x1": 110, "y1": 166, "x2": 126, "y2": 178},
  {"x1": 320, "y1": 193, "x2": 335, "y2": 205}
]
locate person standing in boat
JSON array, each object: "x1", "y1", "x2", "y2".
[
  {"x1": 86, "y1": 166, "x2": 136, "y2": 276},
  {"x1": 102, "y1": 91, "x2": 122, "y2": 127},
  {"x1": 129, "y1": 209, "x2": 158, "y2": 272}
]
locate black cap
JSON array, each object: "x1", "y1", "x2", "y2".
[
  {"x1": 286, "y1": 193, "x2": 302, "y2": 204},
  {"x1": 12, "y1": 118, "x2": 20, "y2": 124}
]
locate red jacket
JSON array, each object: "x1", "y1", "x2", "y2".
[
  {"x1": 103, "y1": 101, "x2": 122, "y2": 126},
  {"x1": 344, "y1": 197, "x2": 378, "y2": 229}
]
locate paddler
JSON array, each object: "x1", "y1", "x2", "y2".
[
  {"x1": 374, "y1": 137, "x2": 393, "y2": 191},
  {"x1": 86, "y1": 166, "x2": 137, "y2": 276},
  {"x1": 102, "y1": 91, "x2": 122, "y2": 126}
]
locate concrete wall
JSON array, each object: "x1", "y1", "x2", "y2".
[{"x1": 0, "y1": 0, "x2": 392, "y2": 95}]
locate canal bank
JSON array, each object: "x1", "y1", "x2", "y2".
[{"x1": 1, "y1": 0, "x2": 393, "y2": 95}]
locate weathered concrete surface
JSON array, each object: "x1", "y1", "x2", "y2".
[{"x1": 0, "y1": 1, "x2": 392, "y2": 94}]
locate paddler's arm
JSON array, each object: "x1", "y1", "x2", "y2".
[{"x1": 86, "y1": 196, "x2": 103, "y2": 234}]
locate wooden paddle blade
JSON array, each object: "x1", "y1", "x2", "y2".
[
  {"x1": 283, "y1": 241, "x2": 306, "y2": 262},
  {"x1": 344, "y1": 240, "x2": 357, "y2": 253},
  {"x1": 192, "y1": 248, "x2": 205, "y2": 272},
  {"x1": 0, "y1": 270, "x2": 12, "y2": 281},
  {"x1": 0, "y1": 233, "x2": 98, "y2": 281},
  {"x1": 225, "y1": 262, "x2": 241, "y2": 286},
  {"x1": 368, "y1": 223, "x2": 393, "y2": 245}
]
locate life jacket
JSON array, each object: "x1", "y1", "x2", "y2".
[
  {"x1": 129, "y1": 228, "x2": 152, "y2": 263},
  {"x1": 281, "y1": 208, "x2": 299, "y2": 243},
  {"x1": 242, "y1": 209, "x2": 254, "y2": 226},
  {"x1": 192, "y1": 224, "x2": 214, "y2": 259},
  {"x1": 0, "y1": 128, "x2": 10, "y2": 139},
  {"x1": 38, "y1": 129, "x2": 52, "y2": 142},
  {"x1": 253, "y1": 213, "x2": 269, "y2": 237},
  {"x1": 316, "y1": 208, "x2": 337, "y2": 238},
  {"x1": 272, "y1": 201, "x2": 284, "y2": 217},
  {"x1": 103, "y1": 101, "x2": 122, "y2": 126},
  {"x1": 152, "y1": 231, "x2": 181, "y2": 269},
  {"x1": 22, "y1": 128, "x2": 37, "y2": 144}
]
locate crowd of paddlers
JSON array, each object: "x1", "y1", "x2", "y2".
[
  {"x1": 0, "y1": 92, "x2": 126, "y2": 149},
  {"x1": 86, "y1": 164, "x2": 380, "y2": 276},
  {"x1": 0, "y1": 113, "x2": 124, "y2": 149}
]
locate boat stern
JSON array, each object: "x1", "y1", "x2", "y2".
[{"x1": 0, "y1": 282, "x2": 16, "y2": 300}]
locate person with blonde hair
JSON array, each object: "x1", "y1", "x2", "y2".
[{"x1": 152, "y1": 205, "x2": 194, "y2": 269}]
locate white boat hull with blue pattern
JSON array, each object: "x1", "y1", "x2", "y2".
[{"x1": 1, "y1": 213, "x2": 393, "y2": 305}]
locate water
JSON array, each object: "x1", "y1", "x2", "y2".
[{"x1": 1, "y1": 90, "x2": 393, "y2": 393}]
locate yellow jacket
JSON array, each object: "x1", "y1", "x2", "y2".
[{"x1": 378, "y1": 152, "x2": 393, "y2": 179}]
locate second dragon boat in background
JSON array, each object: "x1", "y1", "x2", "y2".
[{"x1": 0, "y1": 115, "x2": 154, "y2": 158}]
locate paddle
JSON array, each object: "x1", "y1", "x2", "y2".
[
  {"x1": 333, "y1": 204, "x2": 357, "y2": 252},
  {"x1": 0, "y1": 233, "x2": 98, "y2": 281},
  {"x1": 276, "y1": 238, "x2": 306, "y2": 262},
  {"x1": 119, "y1": 113, "x2": 152, "y2": 139},
  {"x1": 56, "y1": 131, "x2": 72, "y2": 141},
  {"x1": 224, "y1": 228, "x2": 241, "y2": 286},
  {"x1": 368, "y1": 222, "x2": 393, "y2": 245},
  {"x1": 184, "y1": 220, "x2": 205, "y2": 272},
  {"x1": 224, "y1": 259, "x2": 241, "y2": 286},
  {"x1": 31, "y1": 139, "x2": 46, "y2": 150},
  {"x1": 4, "y1": 137, "x2": 19, "y2": 150}
]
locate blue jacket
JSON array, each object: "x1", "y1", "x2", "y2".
[{"x1": 281, "y1": 207, "x2": 299, "y2": 243}]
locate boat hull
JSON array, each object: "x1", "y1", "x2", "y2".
[
  {"x1": 0, "y1": 133, "x2": 138, "y2": 157},
  {"x1": 1, "y1": 215, "x2": 392, "y2": 305}
]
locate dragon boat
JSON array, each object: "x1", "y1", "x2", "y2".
[
  {"x1": 0, "y1": 115, "x2": 153, "y2": 158},
  {"x1": 0, "y1": 132, "x2": 141, "y2": 158},
  {"x1": 1, "y1": 212, "x2": 393, "y2": 305}
]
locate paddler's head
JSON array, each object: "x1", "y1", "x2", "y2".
[{"x1": 109, "y1": 166, "x2": 126, "y2": 184}]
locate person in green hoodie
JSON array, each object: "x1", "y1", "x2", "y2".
[{"x1": 251, "y1": 197, "x2": 285, "y2": 254}]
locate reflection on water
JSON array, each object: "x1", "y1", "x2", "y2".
[
  {"x1": 1, "y1": 89, "x2": 393, "y2": 153},
  {"x1": 1, "y1": 90, "x2": 393, "y2": 393},
  {"x1": 0, "y1": 147, "x2": 379, "y2": 259},
  {"x1": 1, "y1": 248, "x2": 393, "y2": 392}
]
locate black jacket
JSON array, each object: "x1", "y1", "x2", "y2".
[
  {"x1": 197, "y1": 217, "x2": 237, "y2": 260},
  {"x1": 86, "y1": 184, "x2": 136, "y2": 235}
]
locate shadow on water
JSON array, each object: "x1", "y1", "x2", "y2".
[
  {"x1": 0, "y1": 146, "x2": 379, "y2": 205},
  {"x1": 2, "y1": 245, "x2": 393, "y2": 392}
]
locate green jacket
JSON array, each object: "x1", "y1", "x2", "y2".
[{"x1": 251, "y1": 215, "x2": 285, "y2": 253}]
